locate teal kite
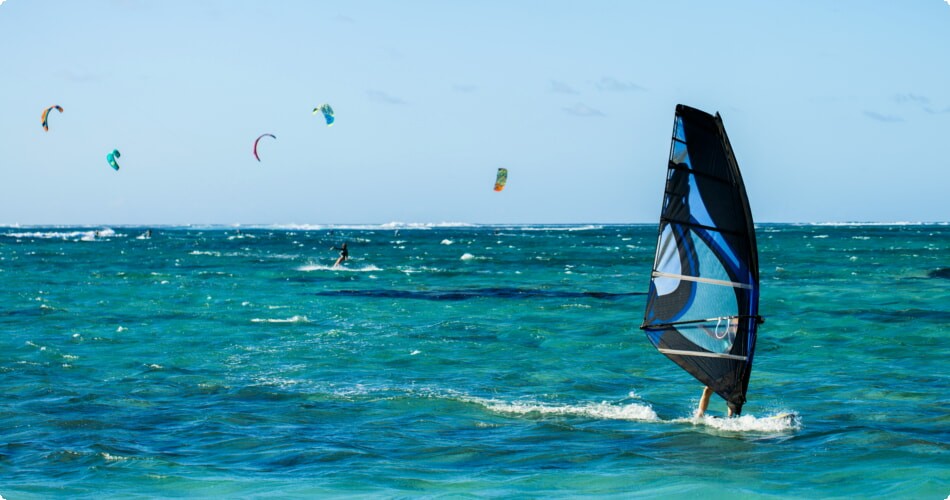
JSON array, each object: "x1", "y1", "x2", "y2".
[
  {"x1": 106, "y1": 149, "x2": 121, "y2": 171},
  {"x1": 41, "y1": 105, "x2": 63, "y2": 132},
  {"x1": 494, "y1": 168, "x2": 508, "y2": 192},
  {"x1": 313, "y1": 104, "x2": 334, "y2": 126}
]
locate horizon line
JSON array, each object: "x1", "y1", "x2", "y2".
[{"x1": 1, "y1": 221, "x2": 948, "y2": 229}]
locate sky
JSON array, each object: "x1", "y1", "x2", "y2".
[{"x1": 1, "y1": 1, "x2": 949, "y2": 225}]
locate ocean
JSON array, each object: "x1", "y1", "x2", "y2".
[{"x1": 1, "y1": 223, "x2": 947, "y2": 498}]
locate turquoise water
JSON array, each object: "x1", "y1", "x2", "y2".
[{"x1": 1, "y1": 224, "x2": 947, "y2": 498}]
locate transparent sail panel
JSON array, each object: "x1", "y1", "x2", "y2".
[
  {"x1": 686, "y1": 229, "x2": 734, "y2": 284},
  {"x1": 653, "y1": 225, "x2": 682, "y2": 280},
  {"x1": 648, "y1": 278, "x2": 738, "y2": 323},
  {"x1": 674, "y1": 116, "x2": 686, "y2": 142},
  {"x1": 671, "y1": 139, "x2": 690, "y2": 168},
  {"x1": 673, "y1": 318, "x2": 738, "y2": 354}
]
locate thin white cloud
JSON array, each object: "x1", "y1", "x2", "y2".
[
  {"x1": 863, "y1": 111, "x2": 903, "y2": 123},
  {"x1": 596, "y1": 77, "x2": 645, "y2": 92},
  {"x1": 550, "y1": 80, "x2": 580, "y2": 95},
  {"x1": 894, "y1": 93, "x2": 930, "y2": 106},
  {"x1": 894, "y1": 93, "x2": 950, "y2": 114},
  {"x1": 563, "y1": 103, "x2": 604, "y2": 117},
  {"x1": 367, "y1": 90, "x2": 406, "y2": 105}
]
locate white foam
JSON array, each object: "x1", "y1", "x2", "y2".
[
  {"x1": 297, "y1": 263, "x2": 382, "y2": 272},
  {"x1": 251, "y1": 315, "x2": 310, "y2": 323},
  {"x1": 516, "y1": 224, "x2": 603, "y2": 232},
  {"x1": 460, "y1": 253, "x2": 475, "y2": 261},
  {"x1": 806, "y1": 221, "x2": 932, "y2": 226},
  {"x1": 674, "y1": 412, "x2": 801, "y2": 432},
  {"x1": 468, "y1": 396, "x2": 659, "y2": 421},
  {"x1": 101, "y1": 452, "x2": 130, "y2": 462},
  {"x1": 440, "y1": 239, "x2": 454, "y2": 245},
  {"x1": 263, "y1": 221, "x2": 477, "y2": 231},
  {"x1": 3, "y1": 228, "x2": 115, "y2": 241},
  {"x1": 380, "y1": 221, "x2": 476, "y2": 229}
]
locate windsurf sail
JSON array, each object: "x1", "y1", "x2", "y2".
[{"x1": 641, "y1": 104, "x2": 761, "y2": 416}]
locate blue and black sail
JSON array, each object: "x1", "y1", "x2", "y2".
[{"x1": 641, "y1": 104, "x2": 761, "y2": 415}]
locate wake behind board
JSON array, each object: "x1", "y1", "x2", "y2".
[
  {"x1": 706, "y1": 412, "x2": 794, "y2": 423},
  {"x1": 699, "y1": 412, "x2": 799, "y2": 432}
]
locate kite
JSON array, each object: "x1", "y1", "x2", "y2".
[
  {"x1": 41, "y1": 105, "x2": 63, "y2": 132},
  {"x1": 253, "y1": 133, "x2": 276, "y2": 162},
  {"x1": 494, "y1": 168, "x2": 508, "y2": 192},
  {"x1": 106, "y1": 149, "x2": 121, "y2": 171},
  {"x1": 313, "y1": 104, "x2": 334, "y2": 126}
]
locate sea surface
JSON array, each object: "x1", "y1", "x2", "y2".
[{"x1": 0, "y1": 223, "x2": 947, "y2": 498}]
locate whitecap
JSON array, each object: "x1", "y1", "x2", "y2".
[
  {"x1": 251, "y1": 315, "x2": 310, "y2": 324},
  {"x1": 688, "y1": 412, "x2": 802, "y2": 433},
  {"x1": 3, "y1": 228, "x2": 115, "y2": 241},
  {"x1": 517, "y1": 224, "x2": 603, "y2": 232}
]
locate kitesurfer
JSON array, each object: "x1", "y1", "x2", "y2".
[{"x1": 333, "y1": 242, "x2": 349, "y2": 267}]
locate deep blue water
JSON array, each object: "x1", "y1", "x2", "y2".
[{"x1": 1, "y1": 224, "x2": 947, "y2": 498}]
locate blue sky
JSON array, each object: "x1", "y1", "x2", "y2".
[{"x1": 1, "y1": 1, "x2": 948, "y2": 225}]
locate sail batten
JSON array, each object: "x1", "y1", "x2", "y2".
[
  {"x1": 658, "y1": 349, "x2": 749, "y2": 361},
  {"x1": 651, "y1": 271, "x2": 753, "y2": 289},
  {"x1": 642, "y1": 104, "x2": 761, "y2": 416}
]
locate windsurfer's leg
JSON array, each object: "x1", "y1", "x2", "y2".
[{"x1": 697, "y1": 386, "x2": 713, "y2": 417}]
